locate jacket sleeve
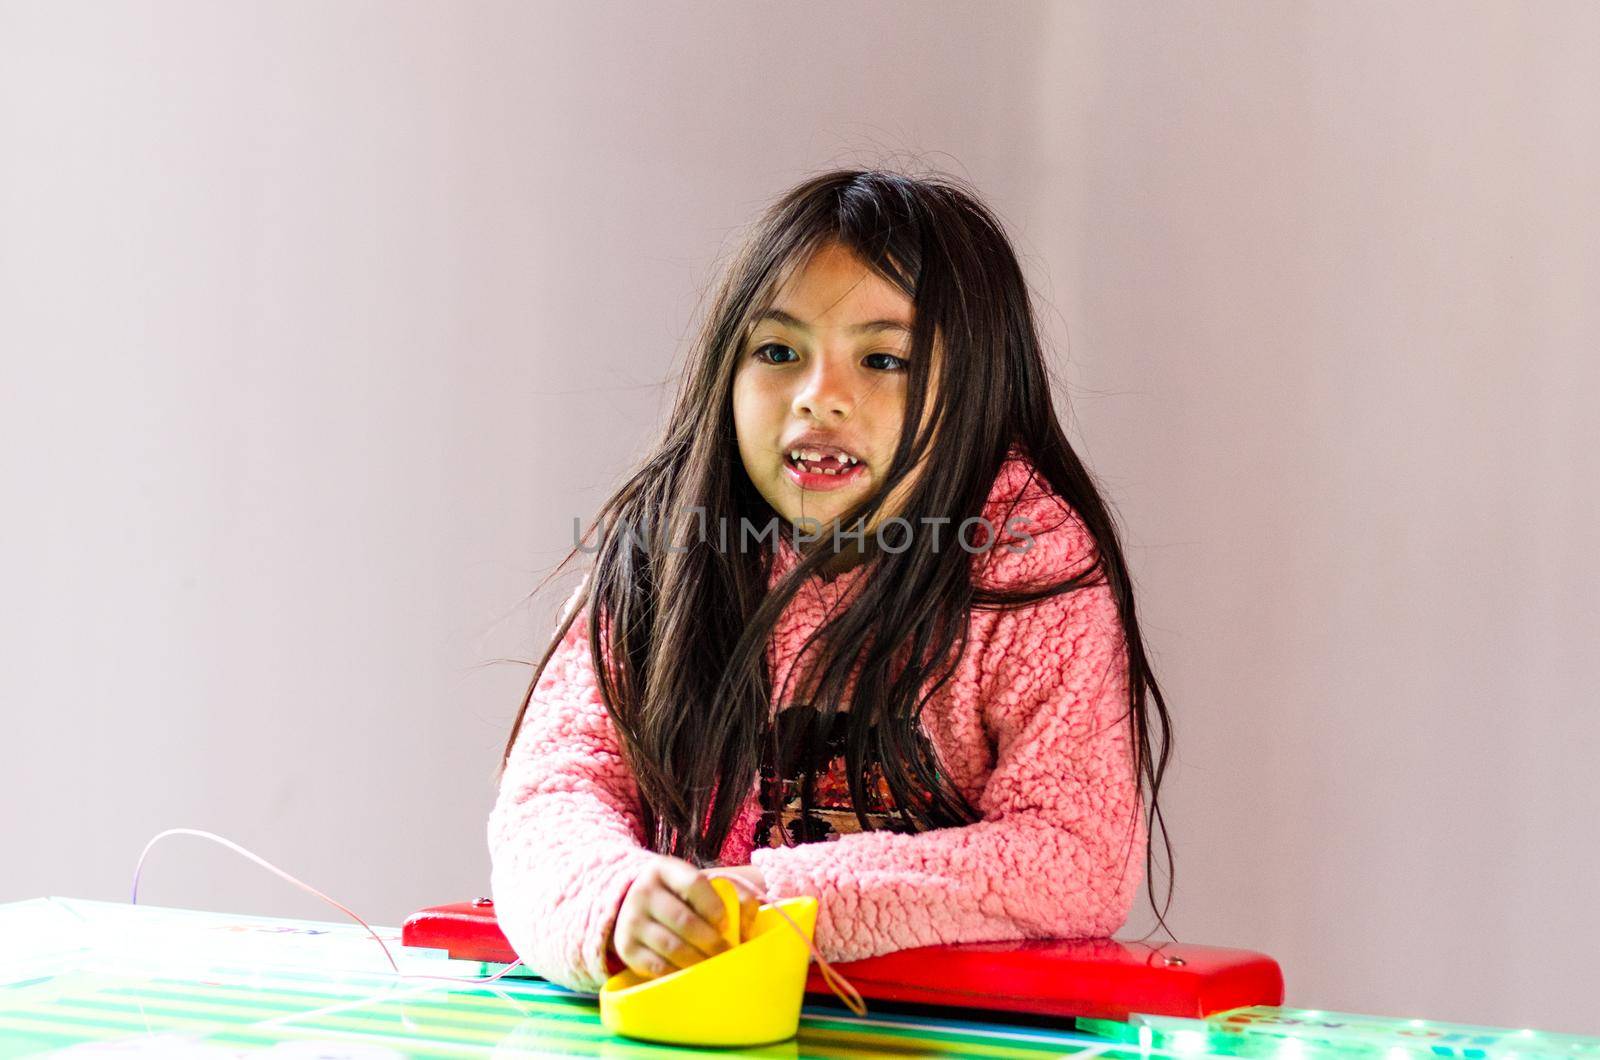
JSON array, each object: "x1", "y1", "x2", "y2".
[
  {"x1": 748, "y1": 521, "x2": 1147, "y2": 963},
  {"x1": 486, "y1": 579, "x2": 660, "y2": 993}
]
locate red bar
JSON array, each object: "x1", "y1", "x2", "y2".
[{"x1": 402, "y1": 900, "x2": 1283, "y2": 1020}]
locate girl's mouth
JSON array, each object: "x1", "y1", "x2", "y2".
[{"x1": 784, "y1": 450, "x2": 866, "y2": 492}]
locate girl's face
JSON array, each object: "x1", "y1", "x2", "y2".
[{"x1": 732, "y1": 241, "x2": 937, "y2": 547}]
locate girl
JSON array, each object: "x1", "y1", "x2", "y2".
[{"x1": 487, "y1": 169, "x2": 1173, "y2": 994}]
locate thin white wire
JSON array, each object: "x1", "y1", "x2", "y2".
[
  {"x1": 131, "y1": 827, "x2": 521, "y2": 987},
  {"x1": 130, "y1": 827, "x2": 864, "y2": 1011}
]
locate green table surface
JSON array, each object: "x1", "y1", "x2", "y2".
[{"x1": 1, "y1": 898, "x2": 1594, "y2": 1059}]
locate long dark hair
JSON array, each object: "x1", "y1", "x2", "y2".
[{"x1": 496, "y1": 168, "x2": 1175, "y2": 931}]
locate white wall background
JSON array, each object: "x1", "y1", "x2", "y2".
[{"x1": 2, "y1": 0, "x2": 1595, "y2": 1036}]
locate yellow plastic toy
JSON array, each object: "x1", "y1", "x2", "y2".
[{"x1": 598, "y1": 874, "x2": 826, "y2": 1047}]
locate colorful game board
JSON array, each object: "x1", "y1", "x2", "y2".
[{"x1": 2, "y1": 898, "x2": 1594, "y2": 1057}]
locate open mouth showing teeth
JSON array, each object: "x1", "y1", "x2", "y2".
[{"x1": 787, "y1": 449, "x2": 863, "y2": 476}]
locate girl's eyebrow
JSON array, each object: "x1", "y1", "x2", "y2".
[{"x1": 757, "y1": 308, "x2": 911, "y2": 336}]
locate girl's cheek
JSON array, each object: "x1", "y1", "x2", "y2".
[{"x1": 755, "y1": 377, "x2": 793, "y2": 409}]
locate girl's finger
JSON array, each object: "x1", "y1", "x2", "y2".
[
  {"x1": 618, "y1": 936, "x2": 671, "y2": 979},
  {"x1": 635, "y1": 917, "x2": 706, "y2": 972},
  {"x1": 658, "y1": 860, "x2": 732, "y2": 935},
  {"x1": 644, "y1": 885, "x2": 727, "y2": 959}
]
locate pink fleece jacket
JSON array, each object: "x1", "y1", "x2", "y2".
[{"x1": 486, "y1": 446, "x2": 1146, "y2": 994}]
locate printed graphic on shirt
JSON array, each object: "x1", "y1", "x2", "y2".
[{"x1": 753, "y1": 703, "x2": 919, "y2": 848}]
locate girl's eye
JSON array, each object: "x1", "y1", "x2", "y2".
[
  {"x1": 752, "y1": 343, "x2": 799, "y2": 365},
  {"x1": 750, "y1": 343, "x2": 907, "y2": 372}
]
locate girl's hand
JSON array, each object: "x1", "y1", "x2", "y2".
[{"x1": 609, "y1": 855, "x2": 758, "y2": 980}]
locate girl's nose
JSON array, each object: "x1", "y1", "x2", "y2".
[{"x1": 791, "y1": 357, "x2": 854, "y2": 421}]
